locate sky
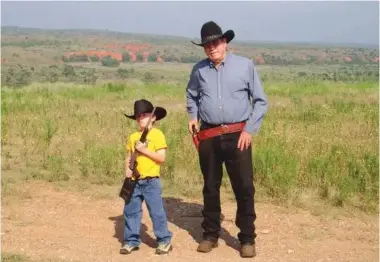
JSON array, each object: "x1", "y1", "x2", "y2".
[{"x1": 1, "y1": 1, "x2": 379, "y2": 47}]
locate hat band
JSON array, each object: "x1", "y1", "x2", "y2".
[{"x1": 202, "y1": 34, "x2": 222, "y2": 42}]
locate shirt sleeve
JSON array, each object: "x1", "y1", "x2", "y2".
[
  {"x1": 244, "y1": 60, "x2": 269, "y2": 135},
  {"x1": 154, "y1": 130, "x2": 168, "y2": 151},
  {"x1": 186, "y1": 65, "x2": 200, "y2": 121}
]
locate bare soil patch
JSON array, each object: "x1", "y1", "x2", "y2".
[{"x1": 2, "y1": 180, "x2": 378, "y2": 262}]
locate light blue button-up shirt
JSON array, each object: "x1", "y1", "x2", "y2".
[{"x1": 185, "y1": 52, "x2": 268, "y2": 135}]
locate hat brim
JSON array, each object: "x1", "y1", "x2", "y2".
[
  {"x1": 124, "y1": 106, "x2": 167, "y2": 121},
  {"x1": 191, "y1": 30, "x2": 235, "y2": 47}
]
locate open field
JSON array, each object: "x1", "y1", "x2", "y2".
[
  {"x1": 2, "y1": 77, "x2": 378, "y2": 211},
  {"x1": 1, "y1": 77, "x2": 379, "y2": 261}
]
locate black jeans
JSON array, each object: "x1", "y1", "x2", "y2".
[{"x1": 198, "y1": 122, "x2": 257, "y2": 245}]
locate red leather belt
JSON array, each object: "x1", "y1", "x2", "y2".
[{"x1": 197, "y1": 122, "x2": 245, "y2": 141}]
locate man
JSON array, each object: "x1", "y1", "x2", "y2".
[{"x1": 186, "y1": 21, "x2": 268, "y2": 258}]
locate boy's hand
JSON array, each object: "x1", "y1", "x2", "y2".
[
  {"x1": 126, "y1": 168, "x2": 133, "y2": 178},
  {"x1": 135, "y1": 141, "x2": 148, "y2": 153}
]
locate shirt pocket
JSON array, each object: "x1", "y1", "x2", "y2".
[
  {"x1": 226, "y1": 73, "x2": 248, "y2": 100},
  {"x1": 198, "y1": 71, "x2": 214, "y2": 100}
]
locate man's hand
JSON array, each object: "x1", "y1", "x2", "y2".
[
  {"x1": 135, "y1": 141, "x2": 148, "y2": 154},
  {"x1": 237, "y1": 131, "x2": 252, "y2": 151},
  {"x1": 188, "y1": 119, "x2": 199, "y2": 134}
]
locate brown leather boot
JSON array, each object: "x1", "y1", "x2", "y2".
[
  {"x1": 196, "y1": 239, "x2": 218, "y2": 253},
  {"x1": 240, "y1": 243, "x2": 256, "y2": 258}
]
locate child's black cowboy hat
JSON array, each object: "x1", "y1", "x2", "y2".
[
  {"x1": 191, "y1": 21, "x2": 235, "y2": 47},
  {"x1": 124, "y1": 99, "x2": 167, "y2": 121}
]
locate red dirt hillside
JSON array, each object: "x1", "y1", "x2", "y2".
[
  {"x1": 64, "y1": 51, "x2": 123, "y2": 61},
  {"x1": 63, "y1": 43, "x2": 163, "y2": 62}
]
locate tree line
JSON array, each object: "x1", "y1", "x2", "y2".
[{"x1": 2, "y1": 63, "x2": 378, "y2": 89}]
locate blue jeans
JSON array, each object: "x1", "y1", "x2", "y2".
[{"x1": 123, "y1": 178, "x2": 172, "y2": 247}]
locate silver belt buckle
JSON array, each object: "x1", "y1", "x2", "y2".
[{"x1": 220, "y1": 124, "x2": 228, "y2": 134}]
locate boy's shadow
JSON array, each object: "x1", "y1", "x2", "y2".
[
  {"x1": 162, "y1": 197, "x2": 240, "y2": 251},
  {"x1": 108, "y1": 215, "x2": 156, "y2": 248}
]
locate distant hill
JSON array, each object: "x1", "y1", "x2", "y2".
[
  {"x1": 2, "y1": 25, "x2": 378, "y2": 49},
  {"x1": 1, "y1": 25, "x2": 379, "y2": 66}
]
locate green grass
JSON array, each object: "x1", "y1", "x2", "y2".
[
  {"x1": 1, "y1": 80, "x2": 378, "y2": 213},
  {"x1": 1, "y1": 252, "x2": 29, "y2": 262}
]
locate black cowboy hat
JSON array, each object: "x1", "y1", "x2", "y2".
[
  {"x1": 124, "y1": 99, "x2": 167, "y2": 121},
  {"x1": 191, "y1": 21, "x2": 235, "y2": 47}
]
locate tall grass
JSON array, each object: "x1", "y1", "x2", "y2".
[{"x1": 1, "y1": 81, "x2": 378, "y2": 212}]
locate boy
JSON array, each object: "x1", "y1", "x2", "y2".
[{"x1": 120, "y1": 99, "x2": 173, "y2": 255}]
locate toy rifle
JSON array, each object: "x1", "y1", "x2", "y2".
[{"x1": 119, "y1": 107, "x2": 157, "y2": 204}]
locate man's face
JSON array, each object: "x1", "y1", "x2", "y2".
[
  {"x1": 203, "y1": 38, "x2": 227, "y2": 64},
  {"x1": 137, "y1": 112, "x2": 155, "y2": 129}
]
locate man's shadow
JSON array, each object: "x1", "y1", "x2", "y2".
[
  {"x1": 162, "y1": 197, "x2": 240, "y2": 251},
  {"x1": 108, "y1": 215, "x2": 156, "y2": 248}
]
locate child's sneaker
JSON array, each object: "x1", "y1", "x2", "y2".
[
  {"x1": 120, "y1": 243, "x2": 139, "y2": 254},
  {"x1": 155, "y1": 242, "x2": 173, "y2": 255}
]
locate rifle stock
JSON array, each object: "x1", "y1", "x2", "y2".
[{"x1": 119, "y1": 107, "x2": 157, "y2": 204}]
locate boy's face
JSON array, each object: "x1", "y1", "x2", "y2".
[{"x1": 137, "y1": 112, "x2": 156, "y2": 129}]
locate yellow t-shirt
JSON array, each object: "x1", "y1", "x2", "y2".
[{"x1": 126, "y1": 127, "x2": 167, "y2": 179}]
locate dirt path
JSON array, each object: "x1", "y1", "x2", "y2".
[{"x1": 2, "y1": 181, "x2": 378, "y2": 262}]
